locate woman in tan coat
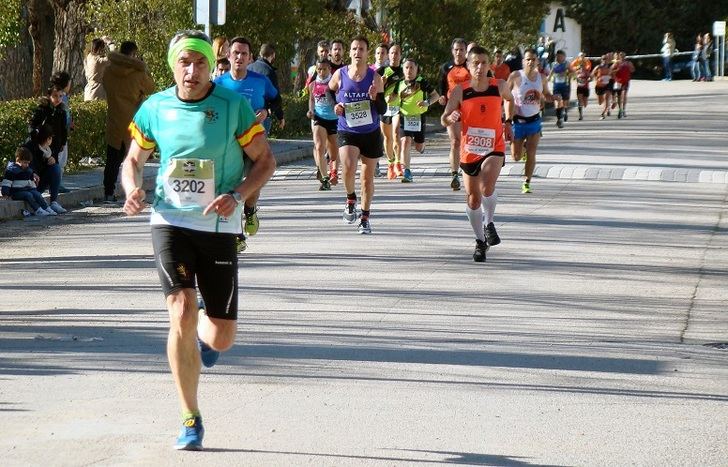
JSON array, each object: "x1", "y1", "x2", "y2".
[{"x1": 84, "y1": 38, "x2": 109, "y2": 101}]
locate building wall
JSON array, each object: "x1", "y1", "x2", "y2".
[{"x1": 540, "y1": 2, "x2": 582, "y2": 58}]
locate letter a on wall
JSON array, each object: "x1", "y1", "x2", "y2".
[{"x1": 553, "y1": 8, "x2": 566, "y2": 32}]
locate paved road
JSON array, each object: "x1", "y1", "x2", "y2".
[{"x1": 1, "y1": 80, "x2": 727, "y2": 466}]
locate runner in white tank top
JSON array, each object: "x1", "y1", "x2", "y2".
[
  {"x1": 514, "y1": 69, "x2": 543, "y2": 118},
  {"x1": 505, "y1": 48, "x2": 561, "y2": 194}
]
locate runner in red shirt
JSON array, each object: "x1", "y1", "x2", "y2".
[{"x1": 612, "y1": 51, "x2": 635, "y2": 118}]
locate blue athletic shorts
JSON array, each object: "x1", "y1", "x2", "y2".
[
  {"x1": 553, "y1": 83, "x2": 570, "y2": 100},
  {"x1": 513, "y1": 118, "x2": 542, "y2": 140}
]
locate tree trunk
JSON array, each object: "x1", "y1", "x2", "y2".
[
  {"x1": 27, "y1": 0, "x2": 55, "y2": 97},
  {"x1": 0, "y1": 29, "x2": 34, "y2": 100},
  {"x1": 293, "y1": 40, "x2": 315, "y2": 94},
  {"x1": 50, "y1": 0, "x2": 89, "y2": 94}
]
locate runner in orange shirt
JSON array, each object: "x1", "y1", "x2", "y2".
[
  {"x1": 491, "y1": 49, "x2": 511, "y2": 80},
  {"x1": 441, "y1": 46, "x2": 514, "y2": 262},
  {"x1": 438, "y1": 38, "x2": 471, "y2": 191}
]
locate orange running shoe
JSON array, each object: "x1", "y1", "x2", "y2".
[
  {"x1": 387, "y1": 163, "x2": 396, "y2": 180},
  {"x1": 395, "y1": 163, "x2": 404, "y2": 177}
]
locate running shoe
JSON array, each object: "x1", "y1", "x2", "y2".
[
  {"x1": 395, "y1": 163, "x2": 404, "y2": 177},
  {"x1": 198, "y1": 337, "x2": 220, "y2": 368},
  {"x1": 319, "y1": 178, "x2": 331, "y2": 191},
  {"x1": 484, "y1": 222, "x2": 501, "y2": 246},
  {"x1": 622, "y1": 111, "x2": 628, "y2": 118},
  {"x1": 244, "y1": 207, "x2": 259, "y2": 236},
  {"x1": 556, "y1": 118, "x2": 563, "y2": 128},
  {"x1": 578, "y1": 107, "x2": 583, "y2": 120},
  {"x1": 617, "y1": 110, "x2": 623, "y2": 119},
  {"x1": 607, "y1": 109, "x2": 611, "y2": 117},
  {"x1": 600, "y1": 113, "x2": 605, "y2": 120},
  {"x1": 236, "y1": 235, "x2": 247, "y2": 253},
  {"x1": 473, "y1": 239, "x2": 488, "y2": 262},
  {"x1": 374, "y1": 161, "x2": 383, "y2": 177},
  {"x1": 401, "y1": 168, "x2": 413, "y2": 183},
  {"x1": 329, "y1": 167, "x2": 338, "y2": 185},
  {"x1": 563, "y1": 110, "x2": 568, "y2": 122},
  {"x1": 174, "y1": 416, "x2": 204, "y2": 451},
  {"x1": 387, "y1": 163, "x2": 396, "y2": 180},
  {"x1": 197, "y1": 298, "x2": 221, "y2": 368},
  {"x1": 343, "y1": 201, "x2": 358, "y2": 224},
  {"x1": 357, "y1": 218, "x2": 372, "y2": 234},
  {"x1": 450, "y1": 174, "x2": 461, "y2": 191},
  {"x1": 521, "y1": 181, "x2": 532, "y2": 194}
]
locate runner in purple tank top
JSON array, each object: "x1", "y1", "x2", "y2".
[{"x1": 329, "y1": 36, "x2": 385, "y2": 234}]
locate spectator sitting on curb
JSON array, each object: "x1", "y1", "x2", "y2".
[
  {"x1": 102, "y1": 40, "x2": 155, "y2": 203},
  {"x1": 28, "y1": 88, "x2": 68, "y2": 214},
  {"x1": 1, "y1": 147, "x2": 57, "y2": 216}
]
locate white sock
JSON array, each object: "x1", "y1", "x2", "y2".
[
  {"x1": 481, "y1": 192, "x2": 497, "y2": 225},
  {"x1": 466, "y1": 205, "x2": 485, "y2": 241}
]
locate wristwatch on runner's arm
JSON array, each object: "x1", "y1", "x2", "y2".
[{"x1": 227, "y1": 190, "x2": 242, "y2": 204}]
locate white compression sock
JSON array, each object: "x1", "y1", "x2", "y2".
[
  {"x1": 466, "y1": 205, "x2": 486, "y2": 241},
  {"x1": 481, "y1": 192, "x2": 497, "y2": 225}
]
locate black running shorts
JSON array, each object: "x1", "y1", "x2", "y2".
[
  {"x1": 459, "y1": 152, "x2": 505, "y2": 177},
  {"x1": 152, "y1": 225, "x2": 238, "y2": 320},
  {"x1": 313, "y1": 115, "x2": 338, "y2": 135},
  {"x1": 399, "y1": 114, "x2": 426, "y2": 143},
  {"x1": 337, "y1": 129, "x2": 384, "y2": 159},
  {"x1": 576, "y1": 86, "x2": 590, "y2": 98}
]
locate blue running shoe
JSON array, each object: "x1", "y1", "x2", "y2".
[
  {"x1": 198, "y1": 337, "x2": 220, "y2": 368},
  {"x1": 174, "y1": 416, "x2": 204, "y2": 451},
  {"x1": 197, "y1": 298, "x2": 220, "y2": 368}
]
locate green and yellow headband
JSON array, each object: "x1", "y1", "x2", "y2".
[{"x1": 167, "y1": 37, "x2": 216, "y2": 71}]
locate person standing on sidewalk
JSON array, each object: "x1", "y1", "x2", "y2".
[
  {"x1": 102, "y1": 40, "x2": 155, "y2": 203},
  {"x1": 121, "y1": 30, "x2": 275, "y2": 451},
  {"x1": 329, "y1": 35, "x2": 385, "y2": 234},
  {"x1": 661, "y1": 32, "x2": 676, "y2": 81},
  {"x1": 442, "y1": 46, "x2": 514, "y2": 262}
]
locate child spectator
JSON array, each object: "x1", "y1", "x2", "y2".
[
  {"x1": 1, "y1": 147, "x2": 57, "y2": 216},
  {"x1": 50, "y1": 71, "x2": 73, "y2": 193},
  {"x1": 23, "y1": 123, "x2": 66, "y2": 213}
]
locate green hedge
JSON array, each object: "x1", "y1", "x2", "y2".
[
  {"x1": 267, "y1": 94, "x2": 309, "y2": 140},
  {"x1": 0, "y1": 96, "x2": 107, "y2": 171},
  {"x1": 1, "y1": 93, "x2": 311, "y2": 171}
]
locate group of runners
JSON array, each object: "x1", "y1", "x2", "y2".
[
  {"x1": 557, "y1": 50, "x2": 636, "y2": 123},
  {"x1": 119, "y1": 30, "x2": 633, "y2": 451}
]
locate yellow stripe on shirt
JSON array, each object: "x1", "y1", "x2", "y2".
[
  {"x1": 236, "y1": 123, "x2": 265, "y2": 148},
  {"x1": 128, "y1": 121, "x2": 156, "y2": 150}
]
